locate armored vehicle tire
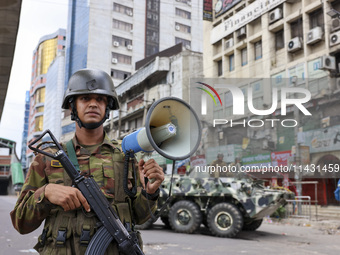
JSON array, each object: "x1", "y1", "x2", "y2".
[
  {"x1": 207, "y1": 203, "x2": 243, "y2": 238},
  {"x1": 168, "y1": 200, "x2": 202, "y2": 234},
  {"x1": 242, "y1": 219, "x2": 263, "y2": 231},
  {"x1": 135, "y1": 217, "x2": 155, "y2": 230}
]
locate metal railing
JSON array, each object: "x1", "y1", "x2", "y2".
[{"x1": 285, "y1": 196, "x2": 312, "y2": 220}]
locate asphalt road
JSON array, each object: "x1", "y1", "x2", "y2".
[{"x1": 2, "y1": 195, "x2": 340, "y2": 255}]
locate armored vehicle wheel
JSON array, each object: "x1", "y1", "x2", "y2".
[
  {"x1": 242, "y1": 219, "x2": 263, "y2": 231},
  {"x1": 168, "y1": 200, "x2": 202, "y2": 234},
  {"x1": 160, "y1": 216, "x2": 170, "y2": 228},
  {"x1": 207, "y1": 203, "x2": 243, "y2": 238},
  {"x1": 135, "y1": 217, "x2": 155, "y2": 230}
]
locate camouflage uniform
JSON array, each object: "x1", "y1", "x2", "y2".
[{"x1": 10, "y1": 133, "x2": 156, "y2": 254}]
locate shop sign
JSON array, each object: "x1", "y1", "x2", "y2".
[
  {"x1": 303, "y1": 125, "x2": 340, "y2": 153},
  {"x1": 190, "y1": 155, "x2": 206, "y2": 167},
  {"x1": 241, "y1": 153, "x2": 271, "y2": 168},
  {"x1": 203, "y1": 0, "x2": 213, "y2": 21},
  {"x1": 271, "y1": 150, "x2": 291, "y2": 167},
  {"x1": 307, "y1": 57, "x2": 328, "y2": 79},
  {"x1": 211, "y1": 0, "x2": 285, "y2": 43},
  {"x1": 214, "y1": 0, "x2": 242, "y2": 18}
]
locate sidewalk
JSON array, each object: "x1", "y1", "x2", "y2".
[{"x1": 264, "y1": 214, "x2": 340, "y2": 236}]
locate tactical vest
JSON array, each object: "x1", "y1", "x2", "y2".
[{"x1": 34, "y1": 140, "x2": 142, "y2": 255}]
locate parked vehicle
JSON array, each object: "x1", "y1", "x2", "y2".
[{"x1": 137, "y1": 171, "x2": 294, "y2": 238}]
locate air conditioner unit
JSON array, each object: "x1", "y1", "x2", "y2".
[
  {"x1": 306, "y1": 26, "x2": 323, "y2": 45},
  {"x1": 320, "y1": 55, "x2": 336, "y2": 70},
  {"x1": 237, "y1": 26, "x2": 246, "y2": 38},
  {"x1": 331, "y1": 18, "x2": 340, "y2": 32},
  {"x1": 269, "y1": 8, "x2": 282, "y2": 24},
  {"x1": 225, "y1": 38, "x2": 234, "y2": 49},
  {"x1": 127, "y1": 45, "x2": 133, "y2": 50},
  {"x1": 185, "y1": 44, "x2": 191, "y2": 50},
  {"x1": 287, "y1": 37, "x2": 302, "y2": 53},
  {"x1": 175, "y1": 25, "x2": 180, "y2": 31},
  {"x1": 113, "y1": 41, "x2": 119, "y2": 47},
  {"x1": 112, "y1": 58, "x2": 118, "y2": 64},
  {"x1": 330, "y1": 31, "x2": 340, "y2": 46},
  {"x1": 127, "y1": 11, "x2": 133, "y2": 16}
]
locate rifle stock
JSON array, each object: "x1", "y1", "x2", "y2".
[{"x1": 28, "y1": 130, "x2": 144, "y2": 255}]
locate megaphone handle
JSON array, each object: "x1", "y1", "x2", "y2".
[{"x1": 142, "y1": 153, "x2": 156, "y2": 184}]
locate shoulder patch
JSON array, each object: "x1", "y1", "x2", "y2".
[{"x1": 51, "y1": 160, "x2": 63, "y2": 168}]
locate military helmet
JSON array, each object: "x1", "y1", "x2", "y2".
[{"x1": 62, "y1": 68, "x2": 119, "y2": 110}]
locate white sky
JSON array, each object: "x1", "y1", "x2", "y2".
[{"x1": 0, "y1": 0, "x2": 69, "y2": 158}]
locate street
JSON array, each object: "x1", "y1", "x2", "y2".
[{"x1": 2, "y1": 195, "x2": 340, "y2": 255}]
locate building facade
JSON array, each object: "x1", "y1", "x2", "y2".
[
  {"x1": 104, "y1": 44, "x2": 203, "y2": 138},
  {"x1": 20, "y1": 91, "x2": 30, "y2": 174},
  {"x1": 26, "y1": 29, "x2": 66, "y2": 167},
  {"x1": 203, "y1": 0, "x2": 340, "y2": 205},
  {"x1": 62, "y1": 0, "x2": 203, "y2": 140}
]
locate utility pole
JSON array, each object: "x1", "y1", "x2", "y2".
[{"x1": 292, "y1": 76, "x2": 302, "y2": 215}]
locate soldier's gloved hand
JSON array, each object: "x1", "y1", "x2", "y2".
[
  {"x1": 45, "y1": 184, "x2": 91, "y2": 212},
  {"x1": 138, "y1": 159, "x2": 164, "y2": 194}
]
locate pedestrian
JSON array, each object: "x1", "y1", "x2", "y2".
[
  {"x1": 10, "y1": 68, "x2": 164, "y2": 254},
  {"x1": 210, "y1": 152, "x2": 229, "y2": 178}
]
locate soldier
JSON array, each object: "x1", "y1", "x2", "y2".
[
  {"x1": 210, "y1": 152, "x2": 229, "y2": 178},
  {"x1": 10, "y1": 68, "x2": 164, "y2": 254}
]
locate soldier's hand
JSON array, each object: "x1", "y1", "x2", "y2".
[
  {"x1": 138, "y1": 159, "x2": 164, "y2": 194},
  {"x1": 45, "y1": 184, "x2": 91, "y2": 212}
]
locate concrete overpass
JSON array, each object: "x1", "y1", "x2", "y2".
[{"x1": 0, "y1": 0, "x2": 22, "y2": 121}]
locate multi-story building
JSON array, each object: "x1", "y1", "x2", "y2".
[
  {"x1": 20, "y1": 91, "x2": 30, "y2": 174},
  {"x1": 26, "y1": 29, "x2": 66, "y2": 167},
  {"x1": 65, "y1": 0, "x2": 202, "y2": 86},
  {"x1": 101, "y1": 44, "x2": 202, "y2": 171},
  {"x1": 61, "y1": 0, "x2": 203, "y2": 141},
  {"x1": 203, "y1": 0, "x2": 340, "y2": 205}
]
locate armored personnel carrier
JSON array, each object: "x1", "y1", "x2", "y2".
[{"x1": 137, "y1": 171, "x2": 293, "y2": 238}]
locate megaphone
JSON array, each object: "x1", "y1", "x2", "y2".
[{"x1": 122, "y1": 97, "x2": 201, "y2": 161}]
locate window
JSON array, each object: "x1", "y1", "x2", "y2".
[
  {"x1": 217, "y1": 60, "x2": 223, "y2": 76},
  {"x1": 175, "y1": 37, "x2": 191, "y2": 48},
  {"x1": 241, "y1": 48, "x2": 247, "y2": 66},
  {"x1": 36, "y1": 106, "x2": 44, "y2": 113},
  {"x1": 113, "y1": 3, "x2": 133, "y2": 16},
  {"x1": 112, "y1": 19, "x2": 133, "y2": 32},
  {"x1": 275, "y1": 30, "x2": 284, "y2": 50},
  {"x1": 111, "y1": 69, "x2": 131, "y2": 80},
  {"x1": 175, "y1": 22, "x2": 191, "y2": 33},
  {"x1": 146, "y1": 13, "x2": 159, "y2": 27},
  {"x1": 112, "y1": 35, "x2": 132, "y2": 47},
  {"x1": 111, "y1": 52, "x2": 132, "y2": 65},
  {"x1": 254, "y1": 41, "x2": 262, "y2": 60},
  {"x1": 290, "y1": 18, "x2": 303, "y2": 38},
  {"x1": 309, "y1": 9, "x2": 323, "y2": 29},
  {"x1": 35, "y1": 87, "x2": 45, "y2": 104},
  {"x1": 229, "y1": 54, "x2": 235, "y2": 71},
  {"x1": 35, "y1": 116, "x2": 43, "y2": 132},
  {"x1": 175, "y1": 8, "x2": 191, "y2": 19}
]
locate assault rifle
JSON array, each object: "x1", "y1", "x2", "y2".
[{"x1": 29, "y1": 130, "x2": 144, "y2": 255}]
